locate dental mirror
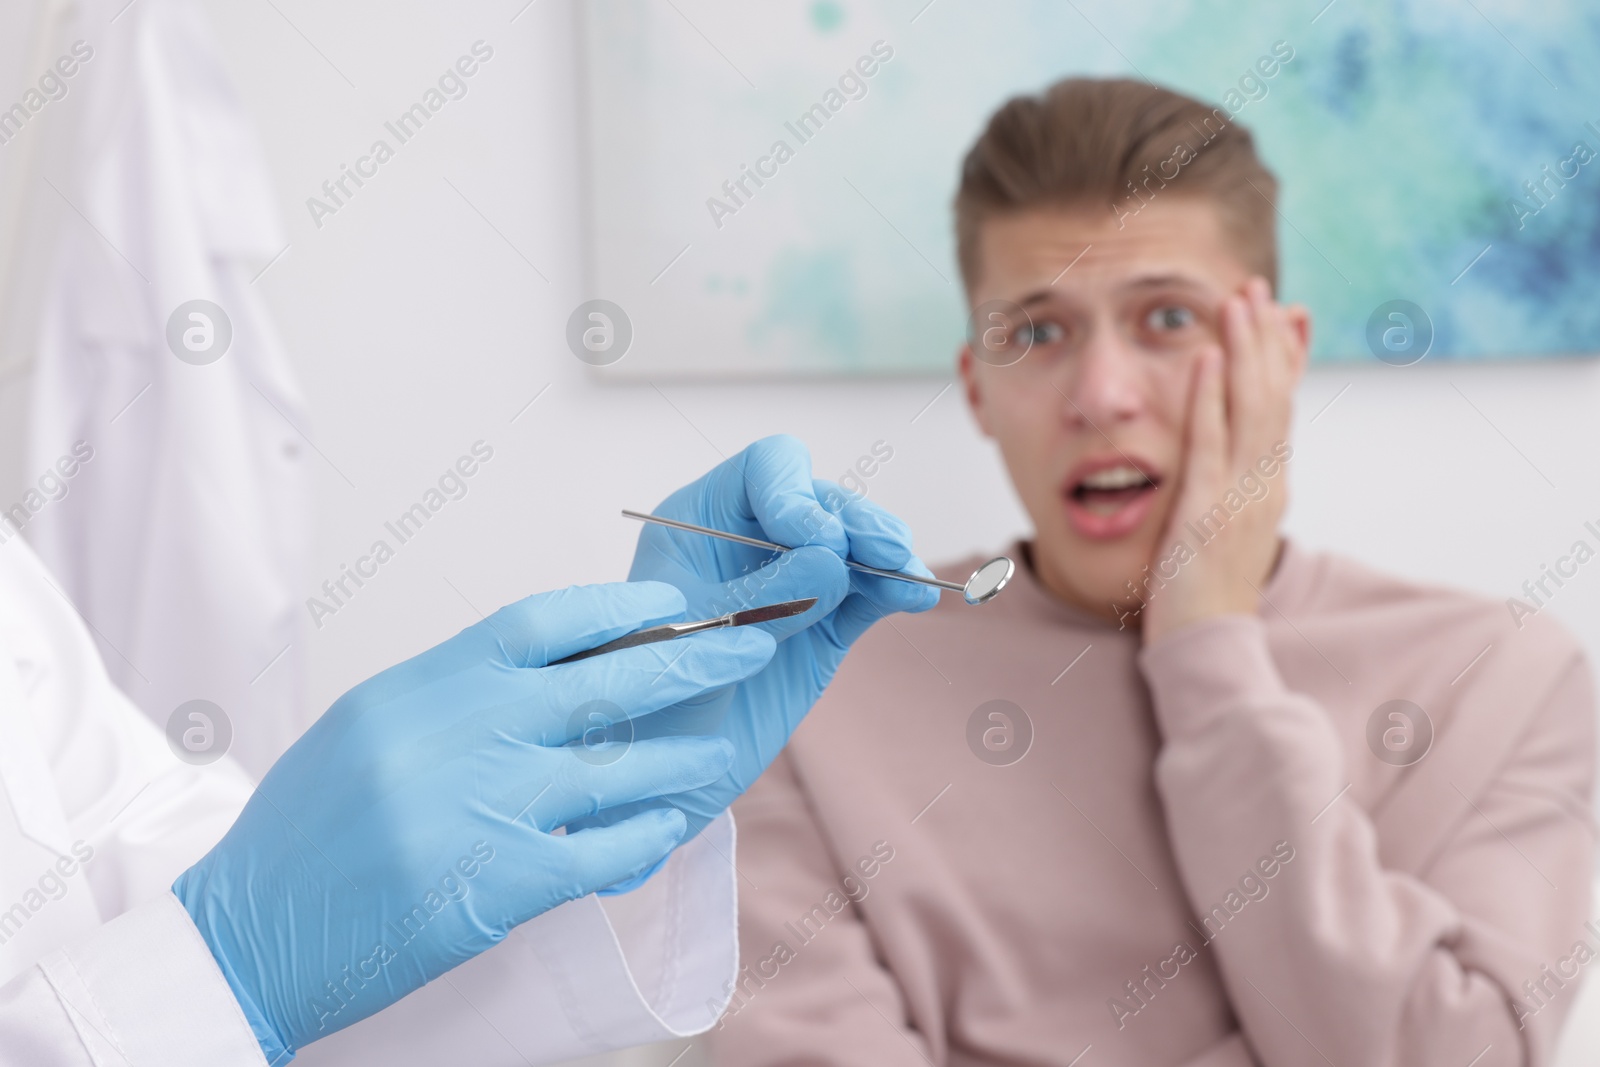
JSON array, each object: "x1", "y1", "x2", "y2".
[
  {"x1": 622, "y1": 510, "x2": 1014, "y2": 606},
  {"x1": 962, "y1": 556, "x2": 1015, "y2": 605}
]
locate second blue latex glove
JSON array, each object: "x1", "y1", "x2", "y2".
[{"x1": 578, "y1": 434, "x2": 939, "y2": 875}]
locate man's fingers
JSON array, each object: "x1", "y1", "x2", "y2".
[
  {"x1": 1222, "y1": 290, "x2": 1261, "y2": 454},
  {"x1": 1243, "y1": 277, "x2": 1284, "y2": 445},
  {"x1": 1259, "y1": 301, "x2": 1299, "y2": 425},
  {"x1": 1236, "y1": 280, "x2": 1300, "y2": 466},
  {"x1": 1187, "y1": 345, "x2": 1229, "y2": 489}
]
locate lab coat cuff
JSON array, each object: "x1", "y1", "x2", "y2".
[
  {"x1": 421, "y1": 809, "x2": 739, "y2": 1062},
  {"x1": 1138, "y1": 613, "x2": 1291, "y2": 739},
  {"x1": 550, "y1": 808, "x2": 739, "y2": 1038},
  {"x1": 38, "y1": 890, "x2": 270, "y2": 1066}
]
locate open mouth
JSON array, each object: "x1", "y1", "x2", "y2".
[{"x1": 1064, "y1": 460, "x2": 1161, "y2": 540}]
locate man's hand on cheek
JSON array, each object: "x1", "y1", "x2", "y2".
[{"x1": 1141, "y1": 276, "x2": 1297, "y2": 645}]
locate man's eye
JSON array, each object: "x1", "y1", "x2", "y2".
[
  {"x1": 1021, "y1": 322, "x2": 1065, "y2": 345},
  {"x1": 1147, "y1": 306, "x2": 1195, "y2": 331}
]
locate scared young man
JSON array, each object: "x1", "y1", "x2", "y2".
[{"x1": 711, "y1": 78, "x2": 1596, "y2": 1067}]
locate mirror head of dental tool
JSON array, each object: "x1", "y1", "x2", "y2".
[
  {"x1": 621, "y1": 509, "x2": 1014, "y2": 606},
  {"x1": 962, "y1": 555, "x2": 1014, "y2": 605}
]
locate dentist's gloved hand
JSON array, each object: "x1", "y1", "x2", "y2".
[
  {"x1": 577, "y1": 435, "x2": 939, "y2": 870},
  {"x1": 172, "y1": 582, "x2": 774, "y2": 1065}
]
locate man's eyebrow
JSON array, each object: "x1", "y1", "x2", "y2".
[
  {"x1": 1121, "y1": 272, "x2": 1210, "y2": 290},
  {"x1": 1014, "y1": 272, "x2": 1209, "y2": 309}
]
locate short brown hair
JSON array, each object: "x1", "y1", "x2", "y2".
[{"x1": 954, "y1": 77, "x2": 1279, "y2": 294}]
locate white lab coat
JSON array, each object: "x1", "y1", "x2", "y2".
[
  {"x1": 0, "y1": 533, "x2": 739, "y2": 1065},
  {"x1": 27, "y1": 0, "x2": 311, "y2": 778}
]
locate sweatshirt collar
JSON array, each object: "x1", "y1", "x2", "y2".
[{"x1": 957, "y1": 536, "x2": 1313, "y2": 634}]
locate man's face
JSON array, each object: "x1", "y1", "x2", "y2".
[{"x1": 958, "y1": 198, "x2": 1307, "y2": 620}]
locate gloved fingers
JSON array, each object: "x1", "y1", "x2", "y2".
[
  {"x1": 511, "y1": 736, "x2": 735, "y2": 831},
  {"x1": 628, "y1": 519, "x2": 776, "y2": 592},
  {"x1": 735, "y1": 435, "x2": 849, "y2": 553},
  {"x1": 699, "y1": 544, "x2": 848, "y2": 643},
  {"x1": 569, "y1": 797, "x2": 719, "y2": 896},
  {"x1": 478, "y1": 581, "x2": 690, "y2": 667},
  {"x1": 843, "y1": 565, "x2": 942, "y2": 621},
  {"x1": 620, "y1": 680, "x2": 736, "y2": 739},
  {"x1": 530, "y1": 807, "x2": 689, "y2": 908},
  {"x1": 813, "y1": 480, "x2": 941, "y2": 618},
  {"x1": 814, "y1": 589, "x2": 901, "y2": 651},
  {"x1": 533, "y1": 626, "x2": 775, "y2": 743},
  {"x1": 658, "y1": 435, "x2": 848, "y2": 556},
  {"x1": 810, "y1": 479, "x2": 911, "y2": 567}
]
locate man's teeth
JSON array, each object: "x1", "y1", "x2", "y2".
[{"x1": 1078, "y1": 466, "x2": 1151, "y2": 491}]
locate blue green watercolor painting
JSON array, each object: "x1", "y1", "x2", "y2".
[{"x1": 581, "y1": 0, "x2": 1600, "y2": 375}]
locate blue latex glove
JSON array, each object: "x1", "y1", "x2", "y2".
[
  {"x1": 172, "y1": 581, "x2": 774, "y2": 1064},
  {"x1": 576, "y1": 435, "x2": 939, "y2": 876}
]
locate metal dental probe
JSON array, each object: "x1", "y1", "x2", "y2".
[{"x1": 621, "y1": 509, "x2": 1014, "y2": 605}]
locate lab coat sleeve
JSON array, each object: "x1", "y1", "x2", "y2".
[
  {"x1": 0, "y1": 532, "x2": 268, "y2": 1064},
  {"x1": 1, "y1": 529, "x2": 743, "y2": 1065},
  {"x1": 0, "y1": 892, "x2": 268, "y2": 1067},
  {"x1": 2, "y1": 783, "x2": 740, "y2": 1067},
  {"x1": 294, "y1": 811, "x2": 741, "y2": 1066}
]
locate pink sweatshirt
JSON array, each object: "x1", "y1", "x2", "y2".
[{"x1": 710, "y1": 540, "x2": 1596, "y2": 1067}]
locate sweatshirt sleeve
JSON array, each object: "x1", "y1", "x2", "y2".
[
  {"x1": 1140, "y1": 614, "x2": 1597, "y2": 1067},
  {"x1": 707, "y1": 752, "x2": 933, "y2": 1067}
]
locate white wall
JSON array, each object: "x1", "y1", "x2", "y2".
[
  {"x1": 180, "y1": 0, "x2": 1035, "y2": 709},
  {"x1": 180, "y1": 0, "x2": 1600, "y2": 702},
  {"x1": 4, "y1": 0, "x2": 1600, "y2": 1062}
]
